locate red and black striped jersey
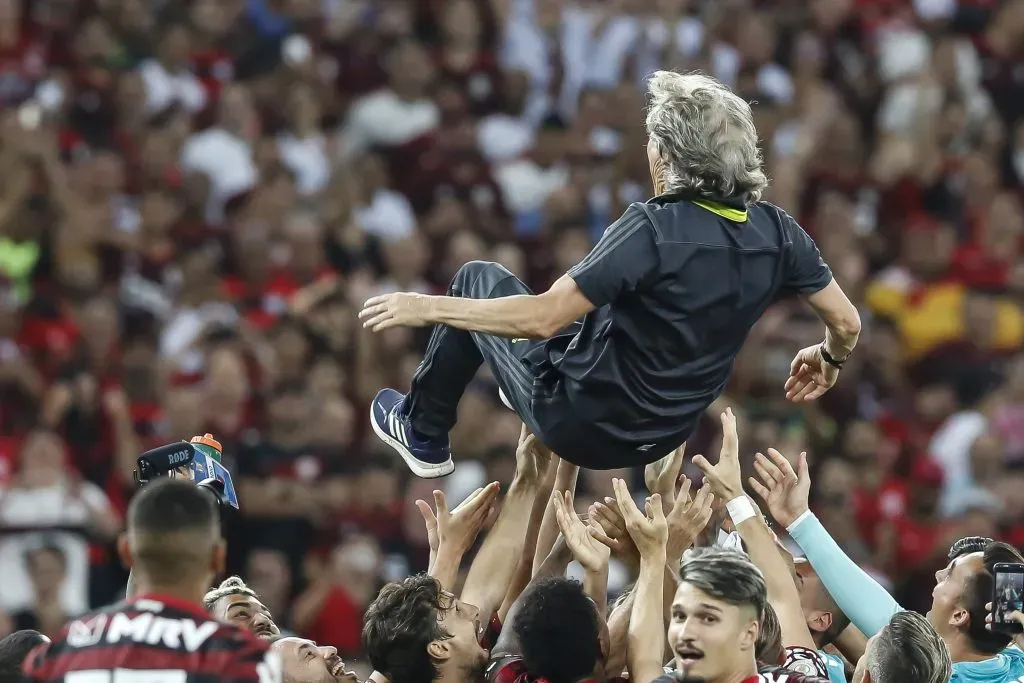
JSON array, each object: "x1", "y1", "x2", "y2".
[{"x1": 22, "y1": 594, "x2": 282, "y2": 683}]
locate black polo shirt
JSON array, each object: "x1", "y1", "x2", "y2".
[{"x1": 534, "y1": 193, "x2": 832, "y2": 468}]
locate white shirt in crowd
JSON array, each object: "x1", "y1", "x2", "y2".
[
  {"x1": 0, "y1": 481, "x2": 115, "y2": 615},
  {"x1": 339, "y1": 90, "x2": 440, "y2": 162},
  {"x1": 137, "y1": 59, "x2": 208, "y2": 116},
  {"x1": 277, "y1": 133, "x2": 331, "y2": 196},
  {"x1": 180, "y1": 128, "x2": 258, "y2": 224}
]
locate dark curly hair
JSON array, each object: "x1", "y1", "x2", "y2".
[
  {"x1": 362, "y1": 574, "x2": 450, "y2": 683},
  {"x1": 511, "y1": 577, "x2": 600, "y2": 683}
]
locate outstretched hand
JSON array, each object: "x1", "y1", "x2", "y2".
[
  {"x1": 748, "y1": 448, "x2": 811, "y2": 528},
  {"x1": 645, "y1": 444, "x2": 686, "y2": 509},
  {"x1": 552, "y1": 490, "x2": 610, "y2": 573},
  {"x1": 416, "y1": 483, "x2": 500, "y2": 557},
  {"x1": 692, "y1": 409, "x2": 743, "y2": 501},
  {"x1": 666, "y1": 477, "x2": 716, "y2": 556},
  {"x1": 600, "y1": 477, "x2": 668, "y2": 559},
  {"x1": 514, "y1": 425, "x2": 553, "y2": 486}
]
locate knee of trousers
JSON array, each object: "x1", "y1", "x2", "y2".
[{"x1": 451, "y1": 260, "x2": 511, "y2": 289}]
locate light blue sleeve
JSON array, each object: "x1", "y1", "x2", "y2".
[{"x1": 788, "y1": 513, "x2": 904, "y2": 637}]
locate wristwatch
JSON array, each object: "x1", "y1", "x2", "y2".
[{"x1": 820, "y1": 344, "x2": 849, "y2": 369}]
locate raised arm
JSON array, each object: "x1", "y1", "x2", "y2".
[
  {"x1": 610, "y1": 478, "x2": 669, "y2": 683},
  {"x1": 553, "y1": 490, "x2": 610, "y2": 615},
  {"x1": 749, "y1": 449, "x2": 902, "y2": 637},
  {"x1": 781, "y1": 213, "x2": 860, "y2": 403},
  {"x1": 694, "y1": 410, "x2": 818, "y2": 654},
  {"x1": 416, "y1": 484, "x2": 501, "y2": 590},
  {"x1": 460, "y1": 427, "x2": 551, "y2": 622}
]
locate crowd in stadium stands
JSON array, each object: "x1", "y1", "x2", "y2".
[{"x1": 0, "y1": 0, "x2": 1022, "y2": 677}]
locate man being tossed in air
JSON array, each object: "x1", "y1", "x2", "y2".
[{"x1": 360, "y1": 71, "x2": 860, "y2": 478}]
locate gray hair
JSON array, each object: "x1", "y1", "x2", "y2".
[
  {"x1": 202, "y1": 575, "x2": 258, "y2": 610},
  {"x1": 645, "y1": 71, "x2": 768, "y2": 203},
  {"x1": 679, "y1": 547, "x2": 766, "y2": 619},
  {"x1": 868, "y1": 611, "x2": 952, "y2": 683}
]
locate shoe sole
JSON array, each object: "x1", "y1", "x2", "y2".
[{"x1": 369, "y1": 411, "x2": 455, "y2": 479}]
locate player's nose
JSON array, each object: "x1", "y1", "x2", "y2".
[{"x1": 318, "y1": 645, "x2": 338, "y2": 658}]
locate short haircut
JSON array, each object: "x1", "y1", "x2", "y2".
[
  {"x1": 867, "y1": 611, "x2": 951, "y2": 683},
  {"x1": 363, "y1": 574, "x2": 449, "y2": 683},
  {"x1": 755, "y1": 602, "x2": 783, "y2": 666},
  {"x1": 0, "y1": 630, "x2": 47, "y2": 682},
  {"x1": 127, "y1": 478, "x2": 219, "y2": 584},
  {"x1": 511, "y1": 578, "x2": 600, "y2": 683},
  {"x1": 963, "y1": 541, "x2": 1024, "y2": 654},
  {"x1": 203, "y1": 576, "x2": 258, "y2": 611},
  {"x1": 948, "y1": 536, "x2": 993, "y2": 561},
  {"x1": 679, "y1": 548, "x2": 767, "y2": 620}
]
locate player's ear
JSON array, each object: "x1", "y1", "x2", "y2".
[
  {"x1": 426, "y1": 640, "x2": 451, "y2": 663},
  {"x1": 117, "y1": 533, "x2": 134, "y2": 569},
  {"x1": 739, "y1": 617, "x2": 759, "y2": 653},
  {"x1": 807, "y1": 609, "x2": 832, "y2": 634},
  {"x1": 212, "y1": 540, "x2": 227, "y2": 576}
]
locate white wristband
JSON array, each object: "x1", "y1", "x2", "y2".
[
  {"x1": 726, "y1": 495, "x2": 757, "y2": 526},
  {"x1": 786, "y1": 509, "x2": 814, "y2": 534}
]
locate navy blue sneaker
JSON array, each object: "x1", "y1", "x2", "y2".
[{"x1": 370, "y1": 388, "x2": 454, "y2": 478}]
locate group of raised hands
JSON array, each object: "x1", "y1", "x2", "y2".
[{"x1": 409, "y1": 407, "x2": 819, "y2": 580}]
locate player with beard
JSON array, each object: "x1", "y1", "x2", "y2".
[
  {"x1": 752, "y1": 448, "x2": 1024, "y2": 682},
  {"x1": 204, "y1": 576, "x2": 281, "y2": 640},
  {"x1": 270, "y1": 637, "x2": 360, "y2": 683},
  {"x1": 363, "y1": 574, "x2": 489, "y2": 683},
  {"x1": 362, "y1": 427, "x2": 551, "y2": 683}
]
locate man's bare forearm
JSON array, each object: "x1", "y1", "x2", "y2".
[
  {"x1": 734, "y1": 505, "x2": 817, "y2": 651},
  {"x1": 629, "y1": 552, "x2": 668, "y2": 683},
  {"x1": 501, "y1": 466, "x2": 557, "y2": 620},
  {"x1": 430, "y1": 545, "x2": 464, "y2": 591},
  {"x1": 534, "y1": 460, "x2": 579, "y2": 573},
  {"x1": 427, "y1": 295, "x2": 553, "y2": 339},
  {"x1": 824, "y1": 324, "x2": 859, "y2": 359},
  {"x1": 461, "y1": 481, "x2": 539, "y2": 619}
]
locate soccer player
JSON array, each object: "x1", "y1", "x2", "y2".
[
  {"x1": 487, "y1": 577, "x2": 604, "y2": 683},
  {"x1": 204, "y1": 577, "x2": 281, "y2": 640},
  {"x1": 359, "y1": 71, "x2": 860, "y2": 477},
  {"x1": 362, "y1": 575, "x2": 489, "y2": 683},
  {"x1": 752, "y1": 448, "x2": 1024, "y2": 682},
  {"x1": 22, "y1": 479, "x2": 282, "y2": 682},
  {"x1": 269, "y1": 637, "x2": 359, "y2": 683}
]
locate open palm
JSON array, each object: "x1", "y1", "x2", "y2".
[
  {"x1": 748, "y1": 448, "x2": 811, "y2": 528},
  {"x1": 553, "y1": 490, "x2": 610, "y2": 573}
]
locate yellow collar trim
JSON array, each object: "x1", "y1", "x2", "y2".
[{"x1": 693, "y1": 199, "x2": 748, "y2": 222}]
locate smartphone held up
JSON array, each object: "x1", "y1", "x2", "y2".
[{"x1": 992, "y1": 563, "x2": 1024, "y2": 633}]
